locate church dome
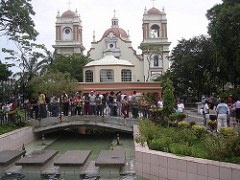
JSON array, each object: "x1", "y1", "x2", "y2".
[
  {"x1": 85, "y1": 52, "x2": 133, "y2": 67},
  {"x1": 62, "y1": 10, "x2": 75, "y2": 17},
  {"x1": 103, "y1": 27, "x2": 128, "y2": 39},
  {"x1": 147, "y1": 7, "x2": 161, "y2": 15}
]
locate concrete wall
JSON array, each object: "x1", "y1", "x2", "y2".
[
  {"x1": 134, "y1": 125, "x2": 240, "y2": 180},
  {"x1": 0, "y1": 127, "x2": 35, "y2": 151}
]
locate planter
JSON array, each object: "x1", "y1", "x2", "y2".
[
  {"x1": 134, "y1": 125, "x2": 240, "y2": 180},
  {"x1": 0, "y1": 127, "x2": 36, "y2": 151}
]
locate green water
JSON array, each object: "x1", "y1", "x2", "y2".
[
  {"x1": 2, "y1": 130, "x2": 149, "y2": 180},
  {"x1": 42, "y1": 130, "x2": 135, "y2": 161}
]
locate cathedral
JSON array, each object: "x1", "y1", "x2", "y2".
[{"x1": 53, "y1": 5, "x2": 170, "y2": 94}]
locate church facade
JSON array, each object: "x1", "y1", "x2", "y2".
[
  {"x1": 52, "y1": 9, "x2": 85, "y2": 55},
  {"x1": 53, "y1": 5, "x2": 170, "y2": 95},
  {"x1": 53, "y1": 6, "x2": 170, "y2": 82}
]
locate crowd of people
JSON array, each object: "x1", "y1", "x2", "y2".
[
  {"x1": 3, "y1": 89, "x2": 239, "y2": 132},
  {"x1": 25, "y1": 90, "x2": 164, "y2": 121},
  {"x1": 201, "y1": 95, "x2": 240, "y2": 132}
]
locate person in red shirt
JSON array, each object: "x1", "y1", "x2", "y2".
[
  {"x1": 11, "y1": 100, "x2": 17, "y2": 110},
  {"x1": 228, "y1": 95, "x2": 233, "y2": 104}
]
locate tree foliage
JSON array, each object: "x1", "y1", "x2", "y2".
[
  {"x1": 207, "y1": 0, "x2": 240, "y2": 87},
  {"x1": 2, "y1": 35, "x2": 45, "y2": 101},
  {"x1": 166, "y1": 36, "x2": 217, "y2": 100},
  {"x1": 0, "y1": 61, "x2": 12, "y2": 81},
  {"x1": 29, "y1": 71, "x2": 78, "y2": 99},
  {"x1": 50, "y1": 54, "x2": 92, "y2": 82},
  {"x1": 162, "y1": 78, "x2": 175, "y2": 127},
  {"x1": 0, "y1": 0, "x2": 38, "y2": 40}
]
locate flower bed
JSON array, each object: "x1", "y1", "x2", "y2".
[
  {"x1": 135, "y1": 119, "x2": 240, "y2": 164},
  {"x1": 134, "y1": 125, "x2": 240, "y2": 180}
]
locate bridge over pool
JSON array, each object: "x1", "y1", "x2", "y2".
[{"x1": 33, "y1": 115, "x2": 138, "y2": 134}]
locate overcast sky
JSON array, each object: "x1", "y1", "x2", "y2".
[{"x1": 1, "y1": 0, "x2": 222, "y2": 72}]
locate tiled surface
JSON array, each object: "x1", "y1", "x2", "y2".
[
  {"x1": 0, "y1": 127, "x2": 35, "y2": 151},
  {"x1": 187, "y1": 161, "x2": 198, "y2": 174},
  {"x1": 208, "y1": 165, "x2": 220, "y2": 179},
  {"x1": 197, "y1": 174, "x2": 208, "y2": 180},
  {"x1": 168, "y1": 168, "x2": 177, "y2": 180},
  {"x1": 134, "y1": 125, "x2": 240, "y2": 180},
  {"x1": 177, "y1": 159, "x2": 187, "y2": 172},
  {"x1": 220, "y1": 167, "x2": 231, "y2": 180},
  {"x1": 232, "y1": 169, "x2": 240, "y2": 180},
  {"x1": 186, "y1": 172, "x2": 197, "y2": 180},
  {"x1": 198, "y1": 162, "x2": 208, "y2": 176},
  {"x1": 177, "y1": 171, "x2": 186, "y2": 180}
]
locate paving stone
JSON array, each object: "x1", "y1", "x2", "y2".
[
  {"x1": 15, "y1": 150, "x2": 58, "y2": 173},
  {"x1": 54, "y1": 150, "x2": 91, "y2": 166},
  {"x1": 0, "y1": 150, "x2": 25, "y2": 170},
  {"x1": 95, "y1": 150, "x2": 125, "y2": 167}
]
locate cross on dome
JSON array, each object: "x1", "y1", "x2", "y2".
[
  {"x1": 151, "y1": 0, "x2": 157, "y2": 7},
  {"x1": 111, "y1": 9, "x2": 119, "y2": 27},
  {"x1": 67, "y1": 0, "x2": 72, "y2": 10}
]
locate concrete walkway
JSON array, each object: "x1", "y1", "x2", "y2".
[{"x1": 185, "y1": 108, "x2": 238, "y2": 131}]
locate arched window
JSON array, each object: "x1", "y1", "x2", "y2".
[
  {"x1": 85, "y1": 70, "x2": 93, "y2": 82},
  {"x1": 154, "y1": 55, "x2": 159, "y2": 67},
  {"x1": 62, "y1": 27, "x2": 73, "y2": 40},
  {"x1": 151, "y1": 54, "x2": 163, "y2": 67},
  {"x1": 121, "y1": 69, "x2": 132, "y2": 82},
  {"x1": 100, "y1": 69, "x2": 114, "y2": 82},
  {"x1": 150, "y1": 25, "x2": 160, "y2": 38}
]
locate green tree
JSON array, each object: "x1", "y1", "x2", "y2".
[
  {"x1": 29, "y1": 71, "x2": 77, "y2": 99},
  {"x1": 37, "y1": 48, "x2": 56, "y2": 75},
  {"x1": 51, "y1": 54, "x2": 92, "y2": 82},
  {"x1": 3, "y1": 35, "x2": 45, "y2": 101},
  {"x1": 162, "y1": 78, "x2": 175, "y2": 127},
  {"x1": 0, "y1": 0, "x2": 38, "y2": 40},
  {"x1": 207, "y1": 0, "x2": 240, "y2": 88},
  {"x1": 168, "y1": 36, "x2": 217, "y2": 100},
  {"x1": 0, "y1": 61, "x2": 12, "y2": 81}
]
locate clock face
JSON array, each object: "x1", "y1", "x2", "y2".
[
  {"x1": 109, "y1": 44, "x2": 114, "y2": 48},
  {"x1": 65, "y1": 28, "x2": 70, "y2": 34}
]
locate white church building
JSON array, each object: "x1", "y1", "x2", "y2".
[{"x1": 53, "y1": 5, "x2": 170, "y2": 95}]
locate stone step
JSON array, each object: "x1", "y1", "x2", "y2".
[
  {"x1": 41, "y1": 163, "x2": 60, "y2": 179},
  {"x1": 120, "y1": 160, "x2": 136, "y2": 175},
  {"x1": 80, "y1": 161, "x2": 99, "y2": 177},
  {"x1": 41, "y1": 163, "x2": 60, "y2": 175},
  {"x1": 5, "y1": 165, "x2": 22, "y2": 174}
]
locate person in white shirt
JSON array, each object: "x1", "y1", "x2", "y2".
[
  {"x1": 177, "y1": 99, "x2": 184, "y2": 113},
  {"x1": 157, "y1": 97, "x2": 163, "y2": 109},
  {"x1": 203, "y1": 101, "x2": 209, "y2": 126}
]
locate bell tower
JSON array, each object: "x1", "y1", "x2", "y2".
[
  {"x1": 141, "y1": 6, "x2": 171, "y2": 81},
  {"x1": 53, "y1": 9, "x2": 85, "y2": 56}
]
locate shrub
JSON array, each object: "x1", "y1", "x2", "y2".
[
  {"x1": 135, "y1": 135, "x2": 147, "y2": 146},
  {"x1": 205, "y1": 133, "x2": 240, "y2": 161},
  {"x1": 149, "y1": 137, "x2": 171, "y2": 152},
  {"x1": 170, "y1": 143, "x2": 192, "y2": 156},
  {"x1": 138, "y1": 118, "x2": 160, "y2": 141},
  {"x1": 192, "y1": 125, "x2": 206, "y2": 139},
  {"x1": 149, "y1": 108, "x2": 163, "y2": 124},
  {"x1": 189, "y1": 121, "x2": 196, "y2": 127},
  {"x1": 177, "y1": 121, "x2": 188, "y2": 129},
  {"x1": 220, "y1": 127, "x2": 234, "y2": 137},
  {"x1": 169, "y1": 113, "x2": 186, "y2": 122},
  {"x1": 207, "y1": 120, "x2": 217, "y2": 131}
]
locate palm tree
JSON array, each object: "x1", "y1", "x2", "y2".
[{"x1": 14, "y1": 51, "x2": 44, "y2": 101}]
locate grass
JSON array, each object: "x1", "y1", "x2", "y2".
[{"x1": 0, "y1": 121, "x2": 32, "y2": 135}]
